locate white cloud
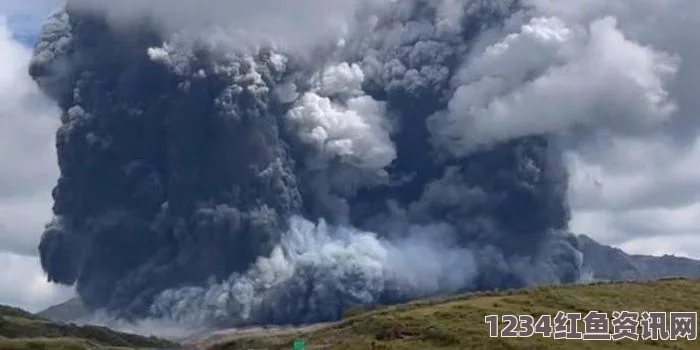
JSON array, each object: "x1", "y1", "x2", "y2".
[
  {"x1": 0, "y1": 252, "x2": 73, "y2": 312},
  {"x1": 619, "y1": 235, "x2": 700, "y2": 259},
  {"x1": 568, "y1": 135, "x2": 700, "y2": 259},
  {"x1": 0, "y1": 17, "x2": 73, "y2": 310},
  {"x1": 568, "y1": 136, "x2": 700, "y2": 212}
]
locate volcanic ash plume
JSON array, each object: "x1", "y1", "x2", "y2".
[{"x1": 28, "y1": 0, "x2": 677, "y2": 328}]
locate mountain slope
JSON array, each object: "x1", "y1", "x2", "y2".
[
  {"x1": 203, "y1": 278, "x2": 700, "y2": 350},
  {"x1": 0, "y1": 305, "x2": 177, "y2": 350}
]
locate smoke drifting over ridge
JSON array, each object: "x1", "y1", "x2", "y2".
[{"x1": 30, "y1": 0, "x2": 683, "y2": 328}]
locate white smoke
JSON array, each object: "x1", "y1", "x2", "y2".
[
  {"x1": 149, "y1": 216, "x2": 477, "y2": 327},
  {"x1": 73, "y1": 310, "x2": 202, "y2": 340},
  {"x1": 286, "y1": 62, "x2": 396, "y2": 184},
  {"x1": 429, "y1": 14, "x2": 679, "y2": 156}
]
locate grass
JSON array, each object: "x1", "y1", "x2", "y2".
[
  {"x1": 0, "y1": 305, "x2": 177, "y2": 350},
  {"x1": 210, "y1": 278, "x2": 700, "y2": 350}
]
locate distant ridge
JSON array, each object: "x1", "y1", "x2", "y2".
[
  {"x1": 575, "y1": 234, "x2": 700, "y2": 281},
  {"x1": 37, "y1": 297, "x2": 88, "y2": 323},
  {"x1": 0, "y1": 304, "x2": 177, "y2": 349}
]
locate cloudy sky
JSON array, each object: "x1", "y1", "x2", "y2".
[
  {"x1": 0, "y1": 0, "x2": 699, "y2": 312},
  {"x1": 0, "y1": 0, "x2": 73, "y2": 312}
]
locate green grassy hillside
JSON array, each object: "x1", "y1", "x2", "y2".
[
  {"x1": 0, "y1": 305, "x2": 177, "y2": 350},
  {"x1": 208, "y1": 278, "x2": 700, "y2": 350}
]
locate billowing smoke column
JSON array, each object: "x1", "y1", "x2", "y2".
[{"x1": 31, "y1": 0, "x2": 664, "y2": 327}]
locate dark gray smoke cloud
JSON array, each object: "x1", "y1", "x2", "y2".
[{"x1": 29, "y1": 0, "x2": 654, "y2": 328}]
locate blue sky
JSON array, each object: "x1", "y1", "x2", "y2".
[
  {"x1": 1, "y1": 0, "x2": 58, "y2": 45},
  {"x1": 7, "y1": 15, "x2": 39, "y2": 46}
]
